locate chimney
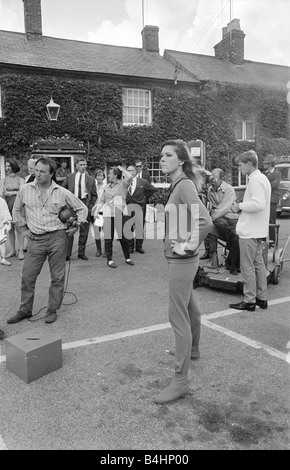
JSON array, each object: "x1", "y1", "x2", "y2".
[
  {"x1": 214, "y1": 19, "x2": 245, "y2": 65},
  {"x1": 142, "y1": 25, "x2": 159, "y2": 53},
  {"x1": 23, "y1": 0, "x2": 43, "y2": 41}
]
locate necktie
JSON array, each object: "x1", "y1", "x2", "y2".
[
  {"x1": 128, "y1": 182, "x2": 133, "y2": 195},
  {"x1": 78, "y1": 173, "x2": 82, "y2": 199}
]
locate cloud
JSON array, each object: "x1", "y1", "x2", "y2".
[
  {"x1": 0, "y1": 0, "x2": 23, "y2": 31},
  {"x1": 85, "y1": 0, "x2": 290, "y2": 66},
  {"x1": 0, "y1": 0, "x2": 289, "y2": 66},
  {"x1": 87, "y1": 0, "x2": 143, "y2": 47}
]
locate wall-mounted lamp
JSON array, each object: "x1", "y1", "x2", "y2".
[{"x1": 46, "y1": 97, "x2": 60, "y2": 121}]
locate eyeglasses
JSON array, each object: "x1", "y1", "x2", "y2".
[{"x1": 136, "y1": 165, "x2": 142, "y2": 168}]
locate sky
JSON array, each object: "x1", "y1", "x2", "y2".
[{"x1": 0, "y1": 0, "x2": 289, "y2": 66}]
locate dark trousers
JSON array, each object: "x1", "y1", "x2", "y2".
[
  {"x1": 67, "y1": 203, "x2": 90, "y2": 257},
  {"x1": 103, "y1": 213, "x2": 131, "y2": 261},
  {"x1": 19, "y1": 230, "x2": 67, "y2": 313},
  {"x1": 269, "y1": 203, "x2": 278, "y2": 243},
  {"x1": 204, "y1": 217, "x2": 240, "y2": 268},
  {"x1": 127, "y1": 203, "x2": 146, "y2": 251}
]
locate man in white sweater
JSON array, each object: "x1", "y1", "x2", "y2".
[{"x1": 229, "y1": 150, "x2": 271, "y2": 311}]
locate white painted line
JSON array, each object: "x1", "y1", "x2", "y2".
[
  {"x1": 204, "y1": 296, "x2": 290, "y2": 320},
  {"x1": 0, "y1": 323, "x2": 171, "y2": 364},
  {"x1": 0, "y1": 434, "x2": 8, "y2": 450},
  {"x1": 1, "y1": 296, "x2": 289, "y2": 365},
  {"x1": 62, "y1": 322, "x2": 171, "y2": 350},
  {"x1": 202, "y1": 319, "x2": 289, "y2": 363}
]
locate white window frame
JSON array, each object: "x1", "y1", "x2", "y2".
[
  {"x1": 122, "y1": 88, "x2": 152, "y2": 126},
  {"x1": 235, "y1": 120, "x2": 255, "y2": 142},
  {"x1": 147, "y1": 156, "x2": 170, "y2": 187},
  {"x1": 231, "y1": 166, "x2": 248, "y2": 188}
]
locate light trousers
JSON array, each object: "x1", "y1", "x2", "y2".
[
  {"x1": 239, "y1": 237, "x2": 267, "y2": 303},
  {"x1": 167, "y1": 256, "x2": 200, "y2": 377}
]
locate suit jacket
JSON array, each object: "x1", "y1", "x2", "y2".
[
  {"x1": 63, "y1": 172, "x2": 97, "y2": 211},
  {"x1": 25, "y1": 174, "x2": 35, "y2": 184},
  {"x1": 126, "y1": 177, "x2": 157, "y2": 208},
  {"x1": 265, "y1": 169, "x2": 282, "y2": 204},
  {"x1": 138, "y1": 168, "x2": 151, "y2": 184}
]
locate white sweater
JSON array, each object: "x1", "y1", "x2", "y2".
[{"x1": 236, "y1": 169, "x2": 271, "y2": 239}]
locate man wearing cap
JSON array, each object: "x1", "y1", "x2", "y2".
[{"x1": 263, "y1": 155, "x2": 282, "y2": 246}]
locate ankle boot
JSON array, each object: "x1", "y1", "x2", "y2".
[
  {"x1": 95, "y1": 240, "x2": 102, "y2": 257},
  {"x1": 155, "y1": 374, "x2": 189, "y2": 404},
  {"x1": 168, "y1": 347, "x2": 200, "y2": 360}
]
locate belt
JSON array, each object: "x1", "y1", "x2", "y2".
[{"x1": 30, "y1": 229, "x2": 63, "y2": 237}]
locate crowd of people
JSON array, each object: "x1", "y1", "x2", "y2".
[{"x1": 0, "y1": 144, "x2": 279, "y2": 404}]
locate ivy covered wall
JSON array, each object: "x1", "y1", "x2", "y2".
[{"x1": 0, "y1": 72, "x2": 289, "y2": 176}]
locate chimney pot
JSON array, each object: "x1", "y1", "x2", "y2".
[
  {"x1": 214, "y1": 18, "x2": 245, "y2": 65},
  {"x1": 23, "y1": 0, "x2": 43, "y2": 41},
  {"x1": 142, "y1": 25, "x2": 159, "y2": 53},
  {"x1": 227, "y1": 18, "x2": 241, "y2": 32}
]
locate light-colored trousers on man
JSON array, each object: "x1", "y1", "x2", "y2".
[
  {"x1": 239, "y1": 237, "x2": 267, "y2": 303},
  {"x1": 167, "y1": 256, "x2": 200, "y2": 377}
]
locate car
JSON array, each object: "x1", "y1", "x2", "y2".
[{"x1": 275, "y1": 157, "x2": 290, "y2": 217}]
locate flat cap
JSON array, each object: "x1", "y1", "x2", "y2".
[{"x1": 263, "y1": 155, "x2": 276, "y2": 164}]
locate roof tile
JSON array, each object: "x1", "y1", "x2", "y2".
[
  {"x1": 164, "y1": 49, "x2": 290, "y2": 90},
  {"x1": 0, "y1": 31, "x2": 197, "y2": 83}
]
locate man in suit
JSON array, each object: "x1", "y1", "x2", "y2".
[
  {"x1": 63, "y1": 156, "x2": 97, "y2": 260},
  {"x1": 24, "y1": 158, "x2": 36, "y2": 183},
  {"x1": 126, "y1": 165, "x2": 157, "y2": 253},
  {"x1": 263, "y1": 155, "x2": 282, "y2": 246},
  {"x1": 135, "y1": 159, "x2": 151, "y2": 183}
]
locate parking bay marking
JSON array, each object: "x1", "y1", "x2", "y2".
[{"x1": 1, "y1": 296, "x2": 289, "y2": 365}]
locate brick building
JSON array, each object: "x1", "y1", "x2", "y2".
[{"x1": 0, "y1": 0, "x2": 289, "y2": 189}]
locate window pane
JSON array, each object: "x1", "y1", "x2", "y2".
[
  {"x1": 235, "y1": 121, "x2": 243, "y2": 140},
  {"x1": 241, "y1": 174, "x2": 247, "y2": 185},
  {"x1": 144, "y1": 91, "x2": 150, "y2": 107},
  {"x1": 123, "y1": 88, "x2": 151, "y2": 126},
  {"x1": 231, "y1": 166, "x2": 239, "y2": 186},
  {"x1": 123, "y1": 90, "x2": 128, "y2": 106},
  {"x1": 246, "y1": 121, "x2": 254, "y2": 140}
]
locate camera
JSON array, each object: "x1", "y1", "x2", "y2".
[
  {"x1": 199, "y1": 168, "x2": 214, "y2": 185},
  {"x1": 205, "y1": 172, "x2": 214, "y2": 184},
  {"x1": 58, "y1": 205, "x2": 79, "y2": 228}
]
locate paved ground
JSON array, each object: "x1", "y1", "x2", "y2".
[{"x1": 0, "y1": 215, "x2": 289, "y2": 450}]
